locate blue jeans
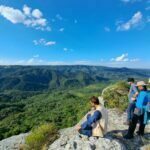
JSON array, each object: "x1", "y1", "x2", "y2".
[{"x1": 127, "y1": 102, "x2": 136, "y2": 121}]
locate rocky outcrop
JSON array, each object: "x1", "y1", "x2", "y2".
[
  {"x1": 48, "y1": 127, "x2": 126, "y2": 150},
  {"x1": 0, "y1": 133, "x2": 29, "y2": 150},
  {"x1": 48, "y1": 109, "x2": 150, "y2": 150}
]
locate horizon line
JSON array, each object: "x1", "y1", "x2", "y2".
[{"x1": 0, "y1": 64, "x2": 150, "y2": 70}]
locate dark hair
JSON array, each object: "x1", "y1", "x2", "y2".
[
  {"x1": 142, "y1": 85, "x2": 147, "y2": 91},
  {"x1": 90, "y1": 96, "x2": 100, "y2": 105},
  {"x1": 127, "y1": 78, "x2": 135, "y2": 82}
]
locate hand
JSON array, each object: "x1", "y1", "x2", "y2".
[
  {"x1": 131, "y1": 97, "x2": 136, "y2": 101},
  {"x1": 75, "y1": 125, "x2": 81, "y2": 131}
]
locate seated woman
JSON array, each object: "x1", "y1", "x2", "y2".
[
  {"x1": 124, "y1": 81, "x2": 149, "y2": 139},
  {"x1": 76, "y1": 96, "x2": 108, "y2": 137}
]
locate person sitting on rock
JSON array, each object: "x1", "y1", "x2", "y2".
[
  {"x1": 124, "y1": 78, "x2": 138, "y2": 125},
  {"x1": 124, "y1": 81, "x2": 149, "y2": 139},
  {"x1": 76, "y1": 96, "x2": 108, "y2": 137}
]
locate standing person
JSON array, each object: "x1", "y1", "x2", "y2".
[
  {"x1": 124, "y1": 81, "x2": 149, "y2": 139},
  {"x1": 125, "y1": 78, "x2": 138, "y2": 125},
  {"x1": 76, "y1": 96, "x2": 108, "y2": 137}
]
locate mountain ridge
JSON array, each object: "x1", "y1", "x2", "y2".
[{"x1": 0, "y1": 65, "x2": 150, "y2": 94}]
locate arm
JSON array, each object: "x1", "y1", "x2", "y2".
[
  {"x1": 130, "y1": 85, "x2": 138, "y2": 101},
  {"x1": 81, "y1": 111, "x2": 101, "y2": 130},
  {"x1": 132, "y1": 85, "x2": 138, "y2": 98},
  {"x1": 136, "y1": 92, "x2": 147, "y2": 108}
]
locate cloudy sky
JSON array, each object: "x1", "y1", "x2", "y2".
[{"x1": 0, "y1": 0, "x2": 150, "y2": 68}]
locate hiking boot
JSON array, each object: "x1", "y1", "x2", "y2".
[
  {"x1": 123, "y1": 120, "x2": 132, "y2": 125},
  {"x1": 123, "y1": 134, "x2": 134, "y2": 139},
  {"x1": 136, "y1": 131, "x2": 140, "y2": 135}
]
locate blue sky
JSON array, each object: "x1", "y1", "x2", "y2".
[{"x1": 0, "y1": 0, "x2": 150, "y2": 68}]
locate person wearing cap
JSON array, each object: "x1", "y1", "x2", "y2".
[
  {"x1": 124, "y1": 81, "x2": 149, "y2": 139},
  {"x1": 125, "y1": 78, "x2": 138, "y2": 125},
  {"x1": 76, "y1": 96, "x2": 108, "y2": 137}
]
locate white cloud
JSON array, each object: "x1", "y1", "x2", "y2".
[
  {"x1": 59, "y1": 28, "x2": 64, "y2": 32},
  {"x1": 23, "y1": 5, "x2": 31, "y2": 16},
  {"x1": 111, "y1": 53, "x2": 129, "y2": 62},
  {"x1": 33, "y1": 40, "x2": 38, "y2": 45},
  {"x1": 33, "y1": 54, "x2": 39, "y2": 58},
  {"x1": 104, "y1": 27, "x2": 110, "y2": 32},
  {"x1": 33, "y1": 38, "x2": 56, "y2": 46},
  {"x1": 24, "y1": 18, "x2": 47, "y2": 27},
  {"x1": 0, "y1": 58, "x2": 68, "y2": 66},
  {"x1": 130, "y1": 58, "x2": 140, "y2": 62},
  {"x1": 111, "y1": 53, "x2": 139, "y2": 62},
  {"x1": 32, "y1": 9, "x2": 43, "y2": 18},
  {"x1": 63, "y1": 48, "x2": 68, "y2": 51},
  {"x1": 117, "y1": 11, "x2": 143, "y2": 31},
  {"x1": 15, "y1": 57, "x2": 47, "y2": 65},
  {"x1": 45, "y1": 41, "x2": 56, "y2": 46},
  {"x1": 0, "y1": 5, "x2": 50, "y2": 31},
  {"x1": 121, "y1": 0, "x2": 142, "y2": 3},
  {"x1": 25, "y1": 58, "x2": 44, "y2": 65},
  {"x1": 121, "y1": 0, "x2": 130, "y2": 2},
  {"x1": 63, "y1": 48, "x2": 73, "y2": 52},
  {"x1": 0, "y1": 5, "x2": 25, "y2": 24},
  {"x1": 56, "y1": 14, "x2": 63, "y2": 20}
]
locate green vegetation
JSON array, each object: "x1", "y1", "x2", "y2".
[
  {"x1": 25, "y1": 123, "x2": 58, "y2": 150},
  {"x1": 0, "y1": 66, "x2": 150, "y2": 140},
  {"x1": 102, "y1": 81, "x2": 129, "y2": 111},
  {"x1": 0, "y1": 82, "x2": 107, "y2": 140}
]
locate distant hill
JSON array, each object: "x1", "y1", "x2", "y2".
[{"x1": 0, "y1": 65, "x2": 150, "y2": 93}]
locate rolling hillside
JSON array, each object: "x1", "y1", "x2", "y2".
[
  {"x1": 0, "y1": 65, "x2": 150, "y2": 140},
  {"x1": 0, "y1": 65, "x2": 150, "y2": 93}
]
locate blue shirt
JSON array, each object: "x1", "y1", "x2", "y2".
[
  {"x1": 136, "y1": 91, "x2": 149, "y2": 109},
  {"x1": 80, "y1": 110, "x2": 101, "y2": 136},
  {"x1": 128, "y1": 83, "x2": 138, "y2": 103}
]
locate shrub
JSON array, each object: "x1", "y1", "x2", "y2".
[
  {"x1": 102, "y1": 81, "x2": 129, "y2": 111},
  {"x1": 25, "y1": 123, "x2": 58, "y2": 150}
]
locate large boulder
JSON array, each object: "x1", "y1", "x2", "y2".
[{"x1": 0, "y1": 133, "x2": 29, "y2": 150}]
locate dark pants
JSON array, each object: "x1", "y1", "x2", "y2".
[
  {"x1": 79, "y1": 129, "x2": 92, "y2": 137},
  {"x1": 127, "y1": 102, "x2": 136, "y2": 121},
  {"x1": 127, "y1": 113, "x2": 145, "y2": 136}
]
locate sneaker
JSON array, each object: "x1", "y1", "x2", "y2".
[{"x1": 123, "y1": 134, "x2": 134, "y2": 139}]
